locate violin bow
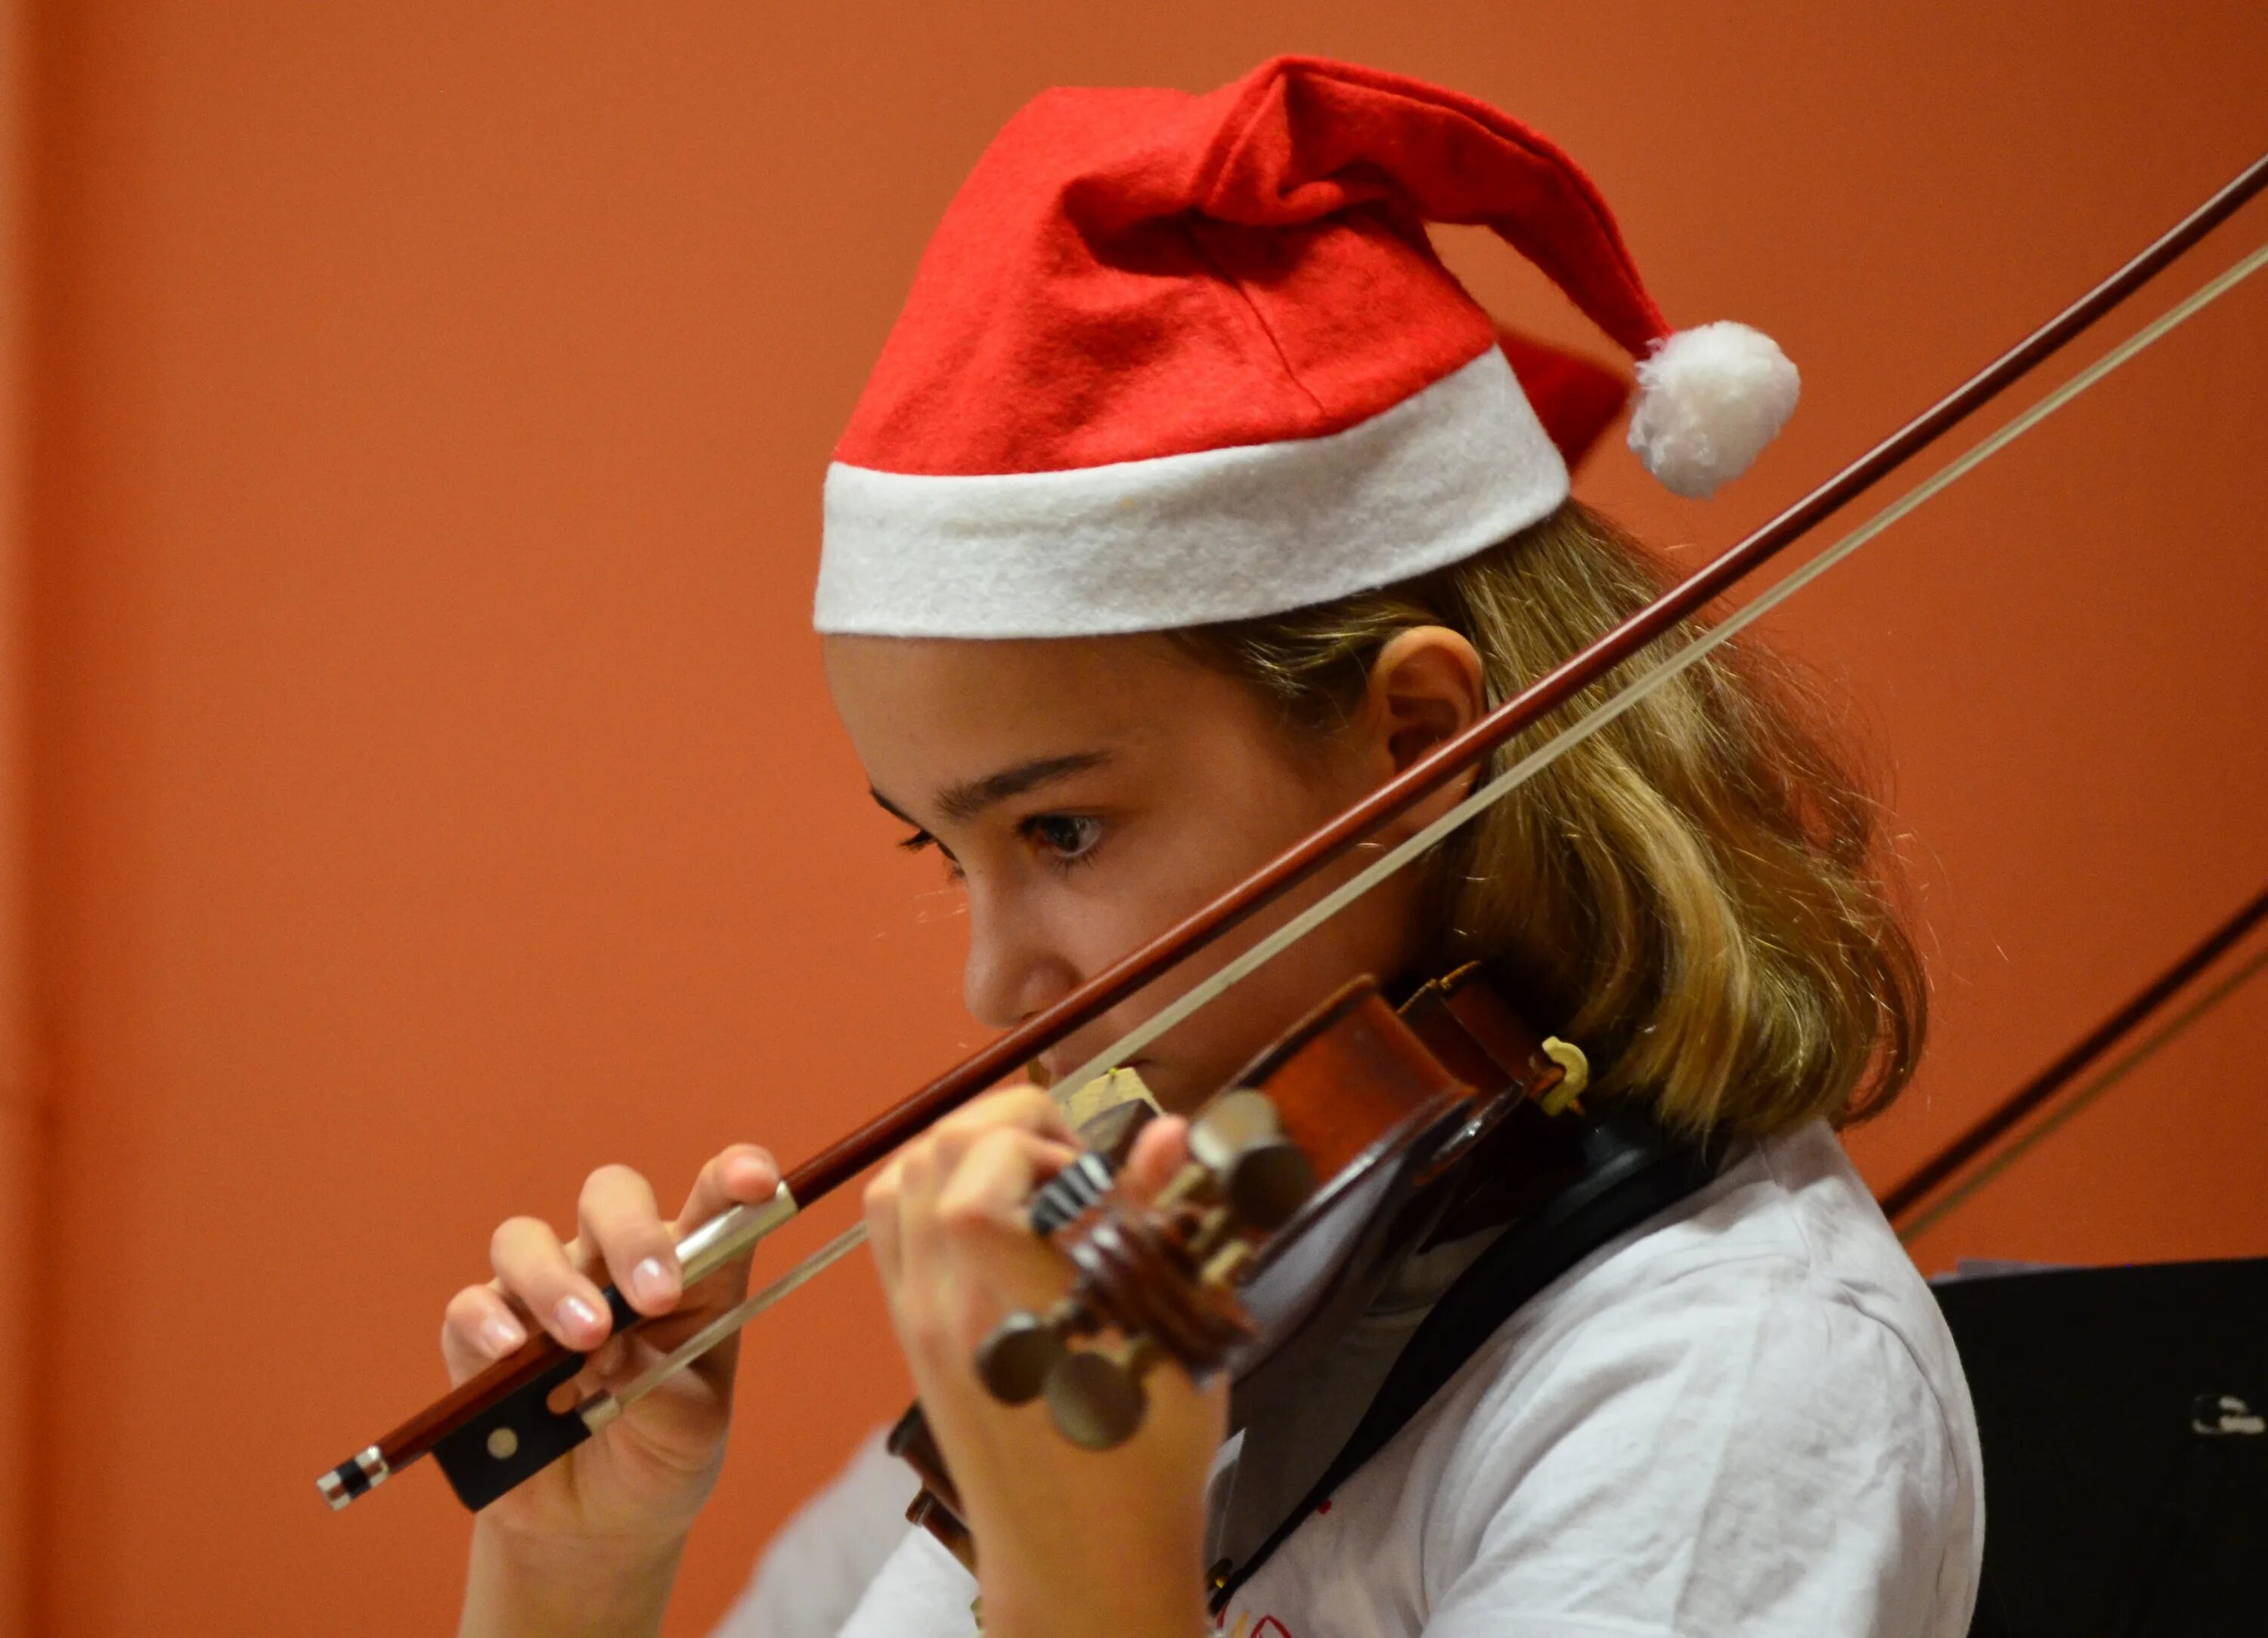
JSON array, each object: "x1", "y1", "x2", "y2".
[
  {"x1": 1882, "y1": 883, "x2": 2268, "y2": 1240},
  {"x1": 321, "y1": 149, "x2": 2268, "y2": 1510}
]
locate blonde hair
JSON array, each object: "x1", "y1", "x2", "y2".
[{"x1": 1174, "y1": 500, "x2": 1925, "y2": 1141}]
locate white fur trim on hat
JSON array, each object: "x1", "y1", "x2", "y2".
[
  {"x1": 1626, "y1": 322, "x2": 1800, "y2": 500},
  {"x1": 815, "y1": 347, "x2": 1567, "y2": 637}
]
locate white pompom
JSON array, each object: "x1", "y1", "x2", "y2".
[{"x1": 1625, "y1": 321, "x2": 1800, "y2": 500}]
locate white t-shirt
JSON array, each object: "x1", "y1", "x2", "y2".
[{"x1": 717, "y1": 1121, "x2": 1983, "y2": 1638}]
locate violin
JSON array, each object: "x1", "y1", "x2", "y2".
[
  {"x1": 318, "y1": 147, "x2": 2268, "y2": 1525},
  {"x1": 882, "y1": 956, "x2": 1760, "y2": 1612}
]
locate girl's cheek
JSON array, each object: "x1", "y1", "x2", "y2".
[{"x1": 1044, "y1": 888, "x2": 1140, "y2": 975}]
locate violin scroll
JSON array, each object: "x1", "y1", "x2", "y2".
[{"x1": 979, "y1": 1087, "x2": 1315, "y2": 1447}]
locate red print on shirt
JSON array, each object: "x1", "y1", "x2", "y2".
[{"x1": 1220, "y1": 1615, "x2": 1298, "y2": 1638}]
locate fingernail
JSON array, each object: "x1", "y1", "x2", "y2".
[
  {"x1": 556, "y1": 1293, "x2": 604, "y2": 1343},
  {"x1": 479, "y1": 1312, "x2": 526, "y2": 1356},
  {"x1": 630, "y1": 1256, "x2": 676, "y2": 1306}
]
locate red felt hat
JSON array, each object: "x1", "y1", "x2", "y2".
[{"x1": 816, "y1": 56, "x2": 1796, "y2": 637}]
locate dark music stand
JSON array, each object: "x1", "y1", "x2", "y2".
[{"x1": 1932, "y1": 1257, "x2": 2268, "y2": 1638}]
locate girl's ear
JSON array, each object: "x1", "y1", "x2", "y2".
[{"x1": 1366, "y1": 626, "x2": 1487, "y2": 782}]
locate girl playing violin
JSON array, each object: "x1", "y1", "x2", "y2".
[{"x1": 445, "y1": 56, "x2": 1981, "y2": 1638}]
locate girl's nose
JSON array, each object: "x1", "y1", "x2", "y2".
[{"x1": 961, "y1": 887, "x2": 1078, "y2": 1032}]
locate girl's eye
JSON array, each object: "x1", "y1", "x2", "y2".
[
  {"x1": 897, "y1": 827, "x2": 965, "y2": 879},
  {"x1": 1022, "y1": 813, "x2": 1104, "y2": 865}
]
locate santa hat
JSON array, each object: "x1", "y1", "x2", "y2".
[{"x1": 816, "y1": 55, "x2": 1797, "y2": 639}]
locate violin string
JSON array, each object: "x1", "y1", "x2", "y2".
[
  {"x1": 607, "y1": 235, "x2": 2266, "y2": 1415},
  {"x1": 1895, "y1": 940, "x2": 2268, "y2": 1246},
  {"x1": 602, "y1": 1221, "x2": 871, "y2": 1417},
  {"x1": 1050, "y1": 237, "x2": 2268, "y2": 1095}
]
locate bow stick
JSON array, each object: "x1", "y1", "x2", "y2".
[{"x1": 1884, "y1": 884, "x2": 2268, "y2": 1238}]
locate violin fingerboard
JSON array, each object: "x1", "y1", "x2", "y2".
[{"x1": 1029, "y1": 1151, "x2": 1116, "y2": 1236}]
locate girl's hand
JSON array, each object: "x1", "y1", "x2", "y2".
[
  {"x1": 866, "y1": 1088, "x2": 1224, "y2": 1638},
  {"x1": 440, "y1": 1144, "x2": 781, "y2": 1552}
]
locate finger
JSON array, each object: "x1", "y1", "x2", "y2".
[
  {"x1": 577, "y1": 1164, "x2": 682, "y2": 1318},
  {"x1": 928, "y1": 1084, "x2": 1076, "y2": 1147},
  {"x1": 1120, "y1": 1114, "x2": 1191, "y2": 1203},
  {"x1": 491, "y1": 1215, "x2": 614, "y2": 1350},
  {"x1": 906, "y1": 1126, "x2": 1080, "y2": 1361},
  {"x1": 440, "y1": 1284, "x2": 531, "y2": 1385},
  {"x1": 920, "y1": 1126, "x2": 1080, "y2": 1305},
  {"x1": 672, "y1": 1143, "x2": 781, "y2": 1236},
  {"x1": 932, "y1": 1126, "x2": 1081, "y2": 1236},
  {"x1": 903, "y1": 1086, "x2": 1075, "y2": 1212},
  {"x1": 891, "y1": 1137, "x2": 944, "y2": 1267},
  {"x1": 872, "y1": 1132, "x2": 962, "y2": 1331},
  {"x1": 864, "y1": 1153, "x2": 906, "y2": 1290},
  {"x1": 868, "y1": 1089, "x2": 1072, "y2": 1300}
]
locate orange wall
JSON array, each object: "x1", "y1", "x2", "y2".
[
  {"x1": 2, "y1": 0, "x2": 33, "y2": 1625},
  {"x1": 12, "y1": 5, "x2": 2267, "y2": 1634}
]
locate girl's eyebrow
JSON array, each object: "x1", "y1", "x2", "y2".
[
  {"x1": 938, "y1": 751, "x2": 1111, "y2": 822},
  {"x1": 869, "y1": 751, "x2": 1112, "y2": 828}
]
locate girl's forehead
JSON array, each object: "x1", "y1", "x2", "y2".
[
  {"x1": 826, "y1": 633, "x2": 1207, "y2": 722},
  {"x1": 823, "y1": 633, "x2": 1267, "y2": 783}
]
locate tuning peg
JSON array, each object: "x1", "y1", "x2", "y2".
[
  {"x1": 1044, "y1": 1336, "x2": 1156, "y2": 1451},
  {"x1": 1188, "y1": 1089, "x2": 1314, "y2": 1230},
  {"x1": 975, "y1": 1299, "x2": 1086, "y2": 1404}
]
